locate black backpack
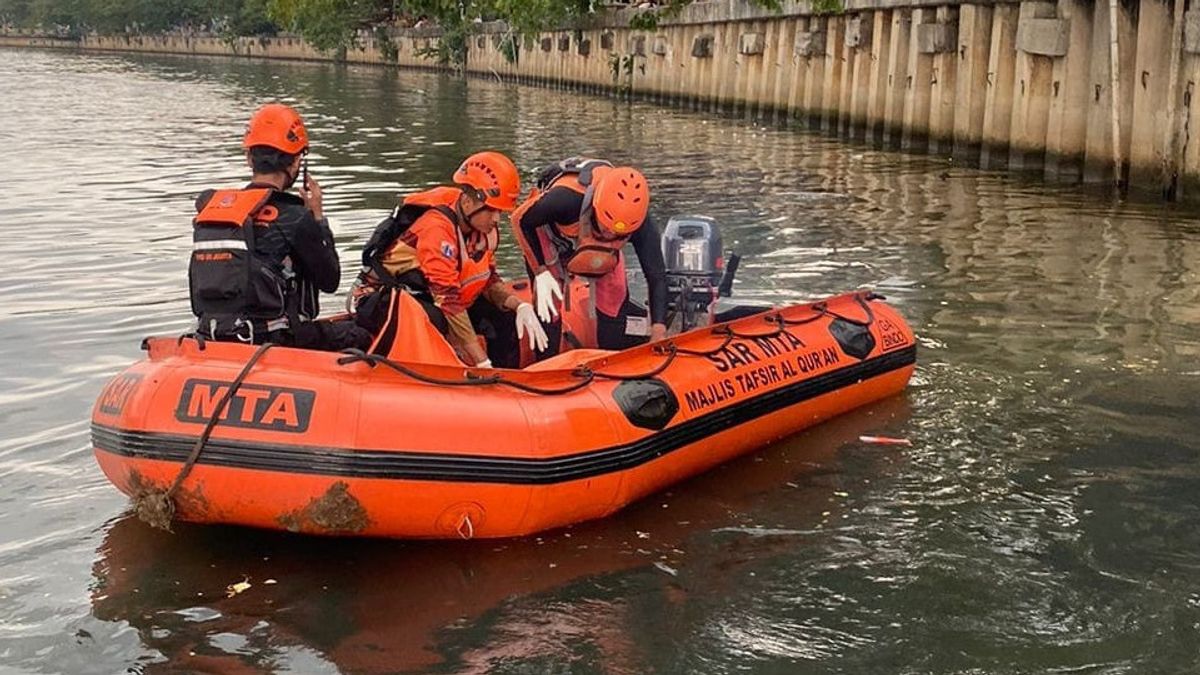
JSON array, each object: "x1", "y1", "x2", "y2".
[
  {"x1": 188, "y1": 188, "x2": 291, "y2": 339},
  {"x1": 358, "y1": 200, "x2": 457, "y2": 290},
  {"x1": 534, "y1": 157, "x2": 613, "y2": 191}
]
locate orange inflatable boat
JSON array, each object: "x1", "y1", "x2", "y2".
[{"x1": 91, "y1": 289, "x2": 915, "y2": 539}]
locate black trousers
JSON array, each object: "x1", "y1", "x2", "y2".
[
  {"x1": 460, "y1": 297, "x2": 520, "y2": 369},
  {"x1": 269, "y1": 319, "x2": 373, "y2": 352},
  {"x1": 202, "y1": 317, "x2": 372, "y2": 352}
]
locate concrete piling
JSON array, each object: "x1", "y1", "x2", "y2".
[
  {"x1": 954, "y1": 4, "x2": 993, "y2": 162},
  {"x1": 865, "y1": 10, "x2": 893, "y2": 144},
  {"x1": 1043, "y1": 0, "x2": 1092, "y2": 182},
  {"x1": 884, "y1": 9, "x2": 913, "y2": 148},
  {"x1": 902, "y1": 8, "x2": 935, "y2": 152}
]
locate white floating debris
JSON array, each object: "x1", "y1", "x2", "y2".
[
  {"x1": 175, "y1": 606, "x2": 222, "y2": 623},
  {"x1": 859, "y1": 435, "x2": 912, "y2": 446},
  {"x1": 653, "y1": 562, "x2": 678, "y2": 576}
]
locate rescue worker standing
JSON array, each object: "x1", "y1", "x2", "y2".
[
  {"x1": 348, "y1": 151, "x2": 548, "y2": 368},
  {"x1": 189, "y1": 103, "x2": 370, "y2": 351},
  {"x1": 512, "y1": 157, "x2": 668, "y2": 358}
]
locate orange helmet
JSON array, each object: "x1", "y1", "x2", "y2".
[
  {"x1": 590, "y1": 166, "x2": 650, "y2": 237},
  {"x1": 242, "y1": 103, "x2": 309, "y2": 155},
  {"x1": 454, "y1": 151, "x2": 520, "y2": 211}
]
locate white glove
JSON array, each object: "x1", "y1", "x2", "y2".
[
  {"x1": 533, "y1": 270, "x2": 563, "y2": 323},
  {"x1": 474, "y1": 358, "x2": 493, "y2": 369},
  {"x1": 514, "y1": 302, "x2": 549, "y2": 353}
]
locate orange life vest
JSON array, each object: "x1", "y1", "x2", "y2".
[
  {"x1": 359, "y1": 186, "x2": 497, "y2": 306},
  {"x1": 518, "y1": 158, "x2": 625, "y2": 278}
]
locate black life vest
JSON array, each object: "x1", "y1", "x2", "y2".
[{"x1": 188, "y1": 188, "x2": 295, "y2": 340}]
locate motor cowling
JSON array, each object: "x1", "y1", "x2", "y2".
[
  {"x1": 662, "y1": 216, "x2": 723, "y2": 281},
  {"x1": 661, "y1": 216, "x2": 738, "y2": 333}
]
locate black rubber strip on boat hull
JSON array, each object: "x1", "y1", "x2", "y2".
[{"x1": 92, "y1": 345, "x2": 916, "y2": 485}]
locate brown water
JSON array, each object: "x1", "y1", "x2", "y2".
[{"x1": 2, "y1": 47, "x2": 1199, "y2": 674}]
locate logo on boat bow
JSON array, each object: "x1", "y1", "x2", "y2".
[{"x1": 175, "y1": 379, "x2": 315, "y2": 433}]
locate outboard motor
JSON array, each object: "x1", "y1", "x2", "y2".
[{"x1": 661, "y1": 215, "x2": 740, "y2": 333}]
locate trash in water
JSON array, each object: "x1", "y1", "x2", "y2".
[
  {"x1": 226, "y1": 578, "x2": 252, "y2": 597},
  {"x1": 653, "y1": 562, "x2": 678, "y2": 576},
  {"x1": 859, "y1": 435, "x2": 912, "y2": 446}
]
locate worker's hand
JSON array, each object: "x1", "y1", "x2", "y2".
[
  {"x1": 533, "y1": 270, "x2": 563, "y2": 323},
  {"x1": 650, "y1": 323, "x2": 668, "y2": 343},
  {"x1": 474, "y1": 358, "x2": 493, "y2": 369},
  {"x1": 515, "y1": 302, "x2": 549, "y2": 353},
  {"x1": 299, "y1": 174, "x2": 324, "y2": 221}
]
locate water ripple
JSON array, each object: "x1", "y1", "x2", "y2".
[{"x1": 1, "y1": 47, "x2": 1199, "y2": 675}]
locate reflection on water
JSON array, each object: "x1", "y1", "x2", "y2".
[
  {"x1": 89, "y1": 400, "x2": 906, "y2": 674},
  {"x1": 1, "y1": 48, "x2": 1199, "y2": 673}
]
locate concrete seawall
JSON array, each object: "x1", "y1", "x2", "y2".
[
  {"x1": 4, "y1": 0, "x2": 1199, "y2": 200},
  {"x1": 471, "y1": 0, "x2": 1197, "y2": 200},
  {"x1": 0, "y1": 31, "x2": 441, "y2": 69}
]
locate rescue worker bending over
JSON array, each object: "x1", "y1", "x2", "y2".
[
  {"x1": 189, "y1": 103, "x2": 370, "y2": 351},
  {"x1": 512, "y1": 157, "x2": 668, "y2": 358},
  {"x1": 348, "y1": 151, "x2": 548, "y2": 368}
]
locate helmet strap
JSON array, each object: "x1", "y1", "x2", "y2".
[
  {"x1": 455, "y1": 200, "x2": 495, "y2": 262},
  {"x1": 455, "y1": 195, "x2": 490, "y2": 235}
]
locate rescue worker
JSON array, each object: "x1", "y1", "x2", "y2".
[
  {"x1": 512, "y1": 157, "x2": 668, "y2": 357},
  {"x1": 189, "y1": 103, "x2": 370, "y2": 351},
  {"x1": 348, "y1": 151, "x2": 548, "y2": 368}
]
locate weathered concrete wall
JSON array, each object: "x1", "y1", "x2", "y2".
[
  {"x1": 5, "y1": 0, "x2": 1200, "y2": 199},
  {"x1": 467, "y1": 0, "x2": 1199, "y2": 200},
  {"x1": 0, "y1": 31, "x2": 444, "y2": 68},
  {"x1": 0, "y1": 34, "x2": 80, "y2": 49}
]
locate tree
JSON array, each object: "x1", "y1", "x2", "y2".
[
  {"x1": 1, "y1": 0, "x2": 35, "y2": 27},
  {"x1": 267, "y1": 0, "x2": 363, "y2": 52},
  {"x1": 1, "y1": 0, "x2": 806, "y2": 60}
]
